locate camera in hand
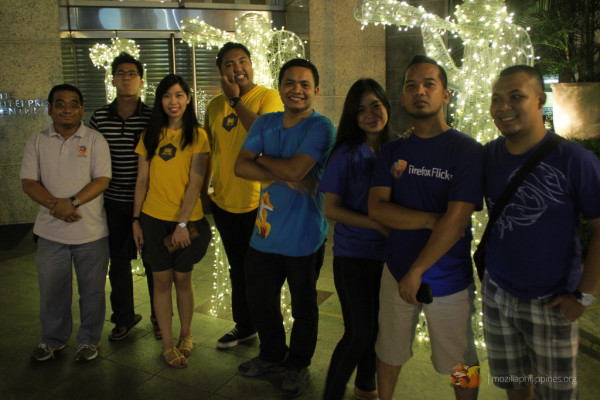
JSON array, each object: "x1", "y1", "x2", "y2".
[{"x1": 416, "y1": 282, "x2": 433, "y2": 304}]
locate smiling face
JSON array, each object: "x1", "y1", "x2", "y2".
[
  {"x1": 490, "y1": 72, "x2": 546, "y2": 139},
  {"x1": 357, "y1": 91, "x2": 388, "y2": 135},
  {"x1": 278, "y1": 66, "x2": 319, "y2": 115},
  {"x1": 161, "y1": 83, "x2": 190, "y2": 125},
  {"x1": 401, "y1": 62, "x2": 450, "y2": 120},
  {"x1": 48, "y1": 90, "x2": 84, "y2": 132},
  {"x1": 112, "y1": 62, "x2": 143, "y2": 98},
  {"x1": 219, "y1": 47, "x2": 254, "y2": 93}
]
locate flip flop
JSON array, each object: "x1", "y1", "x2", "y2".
[
  {"x1": 108, "y1": 314, "x2": 142, "y2": 341},
  {"x1": 177, "y1": 336, "x2": 193, "y2": 357},
  {"x1": 163, "y1": 347, "x2": 188, "y2": 369}
]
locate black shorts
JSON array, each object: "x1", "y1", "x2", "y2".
[{"x1": 140, "y1": 213, "x2": 211, "y2": 273}]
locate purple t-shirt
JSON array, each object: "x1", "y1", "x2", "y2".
[
  {"x1": 318, "y1": 143, "x2": 387, "y2": 260},
  {"x1": 371, "y1": 129, "x2": 483, "y2": 296},
  {"x1": 484, "y1": 131, "x2": 600, "y2": 299}
]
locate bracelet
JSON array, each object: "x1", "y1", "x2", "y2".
[
  {"x1": 253, "y1": 153, "x2": 261, "y2": 162},
  {"x1": 132, "y1": 216, "x2": 141, "y2": 223}
]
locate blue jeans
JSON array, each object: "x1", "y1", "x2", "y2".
[
  {"x1": 244, "y1": 244, "x2": 325, "y2": 368},
  {"x1": 211, "y1": 201, "x2": 256, "y2": 333},
  {"x1": 324, "y1": 256, "x2": 383, "y2": 399},
  {"x1": 36, "y1": 237, "x2": 109, "y2": 346}
]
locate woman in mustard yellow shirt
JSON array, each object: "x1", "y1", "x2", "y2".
[{"x1": 133, "y1": 74, "x2": 211, "y2": 368}]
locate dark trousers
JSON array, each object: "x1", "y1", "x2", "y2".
[
  {"x1": 323, "y1": 256, "x2": 383, "y2": 400},
  {"x1": 245, "y1": 244, "x2": 325, "y2": 368},
  {"x1": 211, "y1": 201, "x2": 257, "y2": 333},
  {"x1": 104, "y1": 198, "x2": 155, "y2": 326}
]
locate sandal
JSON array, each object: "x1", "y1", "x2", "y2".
[
  {"x1": 177, "y1": 336, "x2": 193, "y2": 357},
  {"x1": 163, "y1": 347, "x2": 187, "y2": 369}
]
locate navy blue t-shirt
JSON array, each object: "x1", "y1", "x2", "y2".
[
  {"x1": 484, "y1": 131, "x2": 600, "y2": 298},
  {"x1": 318, "y1": 143, "x2": 387, "y2": 260},
  {"x1": 371, "y1": 129, "x2": 484, "y2": 296}
]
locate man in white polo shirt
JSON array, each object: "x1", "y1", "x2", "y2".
[{"x1": 20, "y1": 84, "x2": 111, "y2": 363}]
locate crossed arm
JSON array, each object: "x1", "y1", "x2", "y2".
[
  {"x1": 368, "y1": 185, "x2": 474, "y2": 304},
  {"x1": 22, "y1": 177, "x2": 110, "y2": 222}
]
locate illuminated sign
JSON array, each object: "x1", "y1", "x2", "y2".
[{"x1": 0, "y1": 92, "x2": 48, "y2": 116}]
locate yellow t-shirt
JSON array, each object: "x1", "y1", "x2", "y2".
[
  {"x1": 136, "y1": 126, "x2": 210, "y2": 222},
  {"x1": 205, "y1": 85, "x2": 283, "y2": 213}
]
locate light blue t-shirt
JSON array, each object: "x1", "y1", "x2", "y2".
[
  {"x1": 318, "y1": 143, "x2": 387, "y2": 260},
  {"x1": 242, "y1": 111, "x2": 335, "y2": 257}
]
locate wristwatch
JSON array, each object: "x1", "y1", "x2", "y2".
[
  {"x1": 178, "y1": 222, "x2": 187, "y2": 229},
  {"x1": 228, "y1": 97, "x2": 241, "y2": 108},
  {"x1": 574, "y1": 290, "x2": 596, "y2": 306},
  {"x1": 70, "y1": 196, "x2": 80, "y2": 209}
]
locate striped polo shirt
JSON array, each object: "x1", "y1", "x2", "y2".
[{"x1": 90, "y1": 98, "x2": 152, "y2": 202}]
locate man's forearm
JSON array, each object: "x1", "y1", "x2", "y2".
[
  {"x1": 73, "y1": 177, "x2": 110, "y2": 205},
  {"x1": 22, "y1": 179, "x2": 56, "y2": 209},
  {"x1": 369, "y1": 201, "x2": 440, "y2": 230},
  {"x1": 235, "y1": 154, "x2": 279, "y2": 182},
  {"x1": 578, "y1": 219, "x2": 600, "y2": 294}
]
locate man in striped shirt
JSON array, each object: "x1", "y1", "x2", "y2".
[{"x1": 90, "y1": 52, "x2": 157, "y2": 341}]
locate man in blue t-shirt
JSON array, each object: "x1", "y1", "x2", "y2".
[
  {"x1": 369, "y1": 56, "x2": 483, "y2": 400},
  {"x1": 234, "y1": 58, "x2": 335, "y2": 397},
  {"x1": 482, "y1": 65, "x2": 600, "y2": 400}
]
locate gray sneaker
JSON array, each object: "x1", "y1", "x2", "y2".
[
  {"x1": 31, "y1": 344, "x2": 65, "y2": 361},
  {"x1": 76, "y1": 344, "x2": 99, "y2": 361},
  {"x1": 281, "y1": 367, "x2": 310, "y2": 397},
  {"x1": 238, "y1": 356, "x2": 284, "y2": 377}
]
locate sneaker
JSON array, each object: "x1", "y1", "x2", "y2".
[
  {"x1": 238, "y1": 356, "x2": 285, "y2": 377},
  {"x1": 217, "y1": 327, "x2": 257, "y2": 349},
  {"x1": 281, "y1": 367, "x2": 310, "y2": 397},
  {"x1": 76, "y1": 344, "x2": 99, "y2": 361},
  {"x1": 31, "y1": 344, "x2": 65, "y2": 362}
]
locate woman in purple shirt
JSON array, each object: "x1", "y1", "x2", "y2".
[{"x1": 320, "y1": 79, "x2": 391, "y2": 400}]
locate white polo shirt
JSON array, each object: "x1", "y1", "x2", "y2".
[{"x1": 20, "y1": 123, "x2": 111, "y2": 244}]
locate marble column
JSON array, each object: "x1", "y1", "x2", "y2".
[{"x1": 0, "y1": 0, "x2": 63, "y2": 225}]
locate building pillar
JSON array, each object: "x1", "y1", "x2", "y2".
[{"x1": 0, "y1": 0, "x2": 63, "y2": 225}]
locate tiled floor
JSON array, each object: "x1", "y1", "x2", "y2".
[{"x1": 1, "y1": 218, "x2": 599, "y2": 399}]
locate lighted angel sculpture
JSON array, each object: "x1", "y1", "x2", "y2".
[
  {"x1": 181, "y1": 12, "x2": 305, "y2": 89},
  {"x1": 355, "y1": 0, "x2": 534, "y2": 144}
]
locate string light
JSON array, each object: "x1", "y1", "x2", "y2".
[
  {"x1": 355, "y1": 0, "x2": 534, "y2": 348},
  {"x1": 181, "y1": 12, "x2": 306, "y2": 89},
  {"x1": 89, "y1": 38, "x2": 148, "y2": 103}
]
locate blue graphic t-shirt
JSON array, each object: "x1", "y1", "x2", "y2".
[
  {"x1": 484, "y1": 131, "x2": 600, "y2": 299},
  {"x1": 242, "y1": 111, "x2": 335, "y2": 257},
  {"x1": 318, "y1": 143, "x2": 387, "y2": 260},
  {"x1": 371, "y1": 129, "x2": 484, "y2": 296}
]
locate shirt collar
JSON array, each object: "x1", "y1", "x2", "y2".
[{"x1": 108, "y1": 98, "x2": 145, "y2": 118}]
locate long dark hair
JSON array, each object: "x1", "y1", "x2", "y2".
[
  {"x1": 143, "y1": 74, "x2": 198, "y2": 159},
  {"x1": 334, "y1": 78, "x2": 391, "y2": 153}
]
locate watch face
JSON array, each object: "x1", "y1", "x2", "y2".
[{"x1": 581, "y1": 294, "x2": 595, "y2": 307}]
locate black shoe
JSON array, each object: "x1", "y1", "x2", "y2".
[
  {"x1": 109, "y1": 314, "x2": 142, "y2": 341},
  {"x1": 216, "y1": 327, "x2": 257, "y2": 349},
  {"x1": 281, "y1": 367, "x2": 310, "y2": 397},
  {"x1": 238, "y1": 356, "x2": 285, "y2": 377}
]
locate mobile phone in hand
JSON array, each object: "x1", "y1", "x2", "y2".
[{"x1": 416, "y1": 282, "x2": 433, "y2": 304}]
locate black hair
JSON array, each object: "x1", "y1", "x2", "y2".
[
  {"x1": 111, "y1": 52, "x2": 144, "y2": 79},
  {"x1": 498, "y1": 65, "x2": 545, "y2": 93},
  {"x1": 278, "y1": 58, "x2": 320, "y2": 88},
  {"x1": 48, "y1": 84, "x2": 84, "y2": 106},
  {"x1": 334, "y1": 78, "x2": 391, "y2": 153},
  {"x1": 216, "y1": 42, "x2": 251, "y2": 69},
  {"x1": 143, "y1": 74, "x2": 198, "y2": 160},
  {"x1": 406, "y1": 55, "x2": 448, "y2": 90}
]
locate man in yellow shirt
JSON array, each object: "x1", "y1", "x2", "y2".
[{"x1": 205, "y1": 42, "x2": 283, "y2": 349}]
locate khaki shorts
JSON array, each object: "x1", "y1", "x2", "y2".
[{"x1": 375, "y1": 266, "x2": 478, "y2": 374}]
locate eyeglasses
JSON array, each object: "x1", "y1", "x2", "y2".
[
  {"x1": 53, "y1": 102, "x2": 82, "y2": 110},
  {"x1": 115, "y1": 71, "x2": 140, "y2": 79}
]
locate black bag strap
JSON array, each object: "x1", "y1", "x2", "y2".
[{"x1": 478, "y1": 134, "x2": 565, "y2": 248}]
